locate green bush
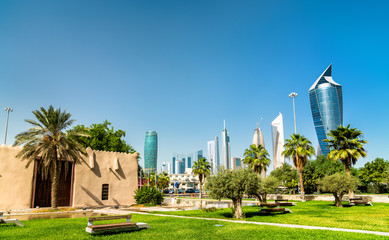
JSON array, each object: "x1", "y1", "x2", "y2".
[{"x1": 134, "y1": 186, "x2": 163, "y2": 205}]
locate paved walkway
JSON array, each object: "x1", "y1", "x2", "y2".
[{"x1": 94, "y1": 209, "x2": 389, "y2": 237}]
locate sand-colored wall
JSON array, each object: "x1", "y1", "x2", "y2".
[
  {"x1": 0, "y1": 145, "x2": 34, "y2": 209},
  {"x1": 72, "y1": 147, "x2": 138, "y2": 207}
]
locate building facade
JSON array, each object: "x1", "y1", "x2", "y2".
[
  {"x1": 0, "y1": 145, "x2": 138, "y2": 209},
  {"x1": 271, "y1": 113, "x2": 285, "y2": 170},
  {"x1": 221, "y1": 121, "x2": 231, "y2": 169},
  {"x1": 309, "y1": 64, "x2": 343, "y2": 156},
  {"x1": 207, "y1": 136, "x2": 220, "y2": 173},
  {"x1": 168, "y1": 173, "x2": 199, "y2": 190},
  {"x1": 232, "y1": 157, "x2": 242, "y2": 170},
  {"x1": 144, "y1": 131, "x2": 158, "y2": 173}
]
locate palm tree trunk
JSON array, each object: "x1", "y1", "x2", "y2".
[
  {"x1": 298, "y1": 169, "x2": 305, "y2": 201},
  {"x1": 345, "y1": 163, "x2": 353, "y2": 198},
  {"x1": 199, "y1": 177, "x2": 203, "y2": 209},
  {"x1": 51, "y1": 166, "x2": 59, "y2": 208}
]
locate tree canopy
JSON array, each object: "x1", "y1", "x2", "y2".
[
  {"x1": 255, "y1": 176, "x2": 280, "y2": 202},
  {"x1": 205, "y1": 168, "x2": 258, "y2": 219},
  {"x1": 324, "y1": 124, "x2": 367, "y2": 175},
  {"x1": 14, "y1": 105, "x2": 87, "y2": 208},
  {"x1": 282, "y1": 134, "x2": 315, "y2": 198},
  {"x1": 318, "y1": 173, "x2": 359, "y2": 207},
  {"x1": 243, "y1": 144, "x2": 271, "y2": 175},
  {"x1": 72, "y1": 120, "x2": 136, "y2": 154},
  {"x1": 192, "y1": 158, "x2": 211, "y2": 208},
  {"x1": 302, "y1": 155, "x2": 345, "y2": 194},
  {"x1": 358, "y1": 158, "x2": 389, "y2": 193},
  {"x1": 270, "y1": 162, "x2": 298, "y2": 188}
]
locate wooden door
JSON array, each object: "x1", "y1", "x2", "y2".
[{"x1": 33, "y1": 162, "x2": 73, "y2": 207}]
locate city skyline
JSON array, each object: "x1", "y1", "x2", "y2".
[{"x1": 1, "y1": 1, "x2": 388, "y2": 173}]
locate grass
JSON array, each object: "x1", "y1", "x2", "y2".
[
  {"x1": 153, "y1": 201, "x2": 389, "y2": 232},
  {"x1": 0, "y1": 214, "x2": 387, "y2": 240}
]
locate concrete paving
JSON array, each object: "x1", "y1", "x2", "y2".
[{"x1": 96, "y1": 208, "x2": 389, "y2": 237}]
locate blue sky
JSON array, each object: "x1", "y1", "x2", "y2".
[{"x1": 1, "y1": 1, "x2": 388, "y2": 172}]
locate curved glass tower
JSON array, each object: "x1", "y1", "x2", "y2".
[
  {"x1": 144, "y1": 131, "x2": 158, "y2": 173},
  {"x1": 309, "y1": 64, "x2": 343, "y2": 156}
]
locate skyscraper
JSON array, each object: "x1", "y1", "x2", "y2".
[
  {"x1": 271, "y1": 113, "x2": 285, "y2": 170},
  {"x1": 232, "y1": 157, "x2": 242, "y2": 169},
  {"x1": 309, "y1": 64, "x2": 343, "y2": 156},
  {"x1": 172, "y1": 155, "x2": 176, "y2": 174},
  {"x1": 221, "y1": 120, "x2": 231, "y2": 169},
  {"x1": 179, "y1": 156, "x2": 185, "y2": 174},
  {"x1": 144, "y1": 131, "x2": 158, "y2": 173},
  {"x1": 207, "y1": 136, "x2": 220, "y2": 173},
  {"x1": 253, "y1": 124, "x2": 266, "y2": 178}
]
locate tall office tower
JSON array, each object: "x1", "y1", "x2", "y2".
[
  {"x1": 195, "y1": 150, "x2": 203, "y2": 162},
  {"x1": 253, "y1": 124, "x2": 266, "y2": 178},
  {"x1": 207, "y1": 136, "x2": 220, "y2": 174},
  {"x1": 187, "y1": 153, "x2": 193, "y2": 169},
  {"x1": 144, "y1": 131, "x2": 158, "y2": 173},
  {"x1": 271, "y1": 113, "x2": 285, "y2": 170},
  {"x1": 179, "y1": 156, "x2": 186, "y2": 174},
  {"x1": 309, "y1": 64, "x2": 343, "y2": 156},
  {"x1": 221, "y1": 120, "x2": 231, "y2": 169},
  {"x1": 232, "y1": 157, "x2": 242, "y2": 170},
  {"x1": 172, "y1": 155, "x2": 176, "y2": 174}
]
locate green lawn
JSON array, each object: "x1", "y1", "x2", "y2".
[
  {"x1": 154, "y1": 201, "x2": 389, "y2": 232},
  {"x1": 0, "y1": 214, "x2": 387, "y2": 240}
]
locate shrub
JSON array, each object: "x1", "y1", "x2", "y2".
[
  {"x1": 203, "y1": 207, "x2": 217, "y2": 212},
  {"x1": 134, "y1": 186, "x2": 163, "y2": 205}
]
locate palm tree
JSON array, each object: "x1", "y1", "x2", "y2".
[
  {"x1": 324, "y1": 125, "x2": 367, "y2": 176},
  {"x1": 14, "y1": 106, "x2": 87, "y2": 208},
  {"x1": 282, "y1": 134, "x2": 315, "y2": 199},
  {"x1": 192, "y1": 157, "x2": 211, "y2": 209},
  {"x1": 243, "y1": 144, "x2": 271, "y2": 175},
  {"x1": 157, "y1": 171, "x2": 170, "y2": 190}
]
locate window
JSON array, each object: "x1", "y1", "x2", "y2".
[{"x1": 102, "y1": 184, "x2": 109, "y2": 200}]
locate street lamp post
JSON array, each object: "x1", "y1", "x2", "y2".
[
  {"x1": 4, "y1": 107, "x2": 13, "y2": 145},
  {"x1": 289, "y1": 92, "x2": 298, "y2": 134}
]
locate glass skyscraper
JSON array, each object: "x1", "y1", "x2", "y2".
[
  {"x1": 144, "y1": 131, "x2": 158, "y2": 173},
  {"x1": 309, "y1": 64, "x2": 343, "y2": 156}
]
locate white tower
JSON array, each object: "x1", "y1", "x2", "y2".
[
  {"x1": 271, "y1": 113, "x2": 285, "y2": 170},
  {"x1": 207, "y1": 136, "x2": 220, "y2": 174},
  {"x1": 221, "y1": 120, "x2": 231, "y2": 169},
  {"x1": 253, "y1": 120, "x2": 266, "y2": 178}
]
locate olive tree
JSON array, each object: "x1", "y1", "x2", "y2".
[
  {"x1": 317, "y1": 173, "x2": 359, "y2": 207},
  {"x1": 205, "y1": 168, "x2": 258, "y2": 219},
  {"x1": 255, "y1": 176, "x2": 280, "y2": 203}
]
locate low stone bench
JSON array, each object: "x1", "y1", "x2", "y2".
[
  {"x1": 0, "y1": 212, "x2": 24, "y2": 227},
  {"x1": 274, "y1": 199, "x2": 296, "y2": 206},
  {"x1": 86, "y1": 215, "x2": 150, "y2": 234},
  {"x1": 259, "y1": 203, "x2": 292, "y2": 214},
  {"x1": 259, "y1": 207, "x2": 292, "y2": 214},
  {"x1": 349, "y1": 197, "x2": 373, "y2": 206}
]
